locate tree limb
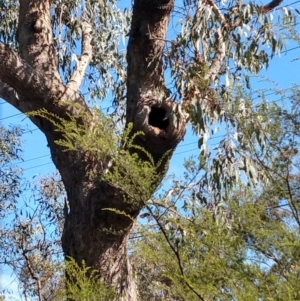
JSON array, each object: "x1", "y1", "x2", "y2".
[
  {"x1": 194, "y1": 0, "x2": 226, "y2": 81},
  {"x1": 199, "y1": 0, "x2": 282, "y2": 81},
  {"x1": 0, "y1": 44, "x2": 62, "y2": 105},
  {"x1": 206, "y1": 28, "x2": 226, "y2": 81},
  {"x1": 66, "y1": 21, "x2": 93, "y2": 92},
  {"x1": 126, "y1": 0, "x2": 175, "y2": 122},
  {"x1": 0, "y1": 43, "x2": 90, "y2": 117},
  {"x1": 0, "y1": 82, "x2": 21, "y2": 108},
  {"x1": 22, "y1": 251, "x2": 44, "y2": 301},
  {"x1": 18, "y1": 0, "x2": 59, "y2": 78},
  {"x1": 125, "y1": 0, "x2": 188, "y2": 167},
  {"x1": 261, "y1": 0, "x2": 283, "y2": 12}
]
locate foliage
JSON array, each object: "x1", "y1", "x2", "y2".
[
  {"x1": 133, "y1": 181, "x2": 300, "y2": 300},
  {"x1": 131, "y1": 91, "x2": 300, "y2": 301},
  {"x1": 56, "y1": 258, "x2": 117, "y2": 301},
  {"x1": 0, "y1": 125, "x2": 23, "y2": 217},
  {"x1": 2, "y1": 85, "x2": 300, "y2": 300},
  {"x1": 0, "y1": 132, "x2": 115, "y2": 301},
  {"x1": 29, "y1": 107, "x2": 161, "y2": 206},
  {"x1": 0, "y1": 128, "x2": 65, "y2": 301}
]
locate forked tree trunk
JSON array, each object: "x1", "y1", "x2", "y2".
[
  {"x1": 59, "y1": 2, "x2": 187, "y2": 299},
  {"x1": 0, "y1": 0, "x2": 187, "y2": 300}
]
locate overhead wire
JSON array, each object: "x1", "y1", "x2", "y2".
[
  {"x1": 279, "y1": 0, "x2": 300, "y2": 8},
  {"x1": 0, "y1": 112, "x2": 23, "y2": 121},
  {"x1": 9, "y1": 134, "x2": 230, "y2": 171},
  {"x1": 23, "y1": 162, "x2": 54, "y2": 171},
  {"x1": 20, "y1": 149, "x2": 201, "y2": 171},
  {"x1": 11, "y1": 154, "x2": 50, "y2": 166},
  {"x1": 0, "y1": 105, "x2": 113, "y2": 121}
]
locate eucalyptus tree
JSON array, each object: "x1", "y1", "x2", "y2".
[{"x1": 0, "y1": 0, "x2": 291, "y2": 299}]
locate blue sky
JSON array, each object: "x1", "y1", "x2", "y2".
[{"x1": 1, "y1": 0, "x2": 300, "y2": 299}]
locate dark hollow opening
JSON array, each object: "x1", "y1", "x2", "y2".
[{"x1": 148, "y1": 107, "x2": 169, "y2": 130}]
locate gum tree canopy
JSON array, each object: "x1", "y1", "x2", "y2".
[{"x1": 0, "y1": 0, "x2": 286, "y2": 299}]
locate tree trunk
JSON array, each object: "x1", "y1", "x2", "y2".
[{"x1": 0, "y1": 0, "x2": 187, "y2": 300}]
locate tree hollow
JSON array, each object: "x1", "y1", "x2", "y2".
[{"x1": 148, "y1": 106, "x2": 169, "y2": 129}]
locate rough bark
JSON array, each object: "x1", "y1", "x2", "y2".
[
  {"x1": 0, "y1": 0, "x2": 187, "y2": 300},
  {"x1": 126, "y1": 0, "x2": 186, "y2": 160}
]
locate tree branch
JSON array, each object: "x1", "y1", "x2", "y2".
[
  {"x1": 124, "y1": 0, "x2": 188, "y2": 168},
  {"x1": 66, "y1": 21, "x2": 93, "y2": 92},
  {"x1": 193, "y1": 0, "x2": 226, "y2": 81},
  {"x1": 206, "y1": 28, "x2": 226, "y2": 81},
  {"x1": 0, "y1": 82, "x2": 21, "y2": 108},
  {"x1": 198, "y1": 0, "x2": 282, "y2": 81},
  {"x1": 126, "y1": 0, "x2": 175, "y2": 122},
  {"x1": 0, "y1": 43, "x2": 90, "y2": 116},
  {"x1": 18, "y1": 0, "x2": 59, "y2": 78},
  {"x1": 22, "y1": 251, "x2": 44, "y2": 301},
  {"x1": 0, "y1": 43, "x2": 63, "y2": 108},
  {"x1": 146, "y1": 205, "x2": 207, "y2": 301},
  {"x1": 227, "y1": 0, "x2": 284, "y2": 28},
  {"x1": 261, "y1": 0, "x2": 283, "y2": 13}
]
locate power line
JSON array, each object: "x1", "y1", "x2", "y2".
[
  {"x1": 177, "y1": 141, "x2": 196, "y2": 148},
  {"x1": 21, "y1": 148, "x2": 202, "y2": 171},
  {"x1": 280, "y1": 45, "x2": 300, "y2": 54},
  {"x1": 23, "y1": 162, "x2": 53, "y2": 171},
  {"x1": 9, "y1": 133, "x2": 229, "y2": 171},
  {"x1": 0, "y1": 112, "x2": 23, "y2": 121},
  {"x1": 175, "y1": 148, "x2": 199, "y2": 155},
  {"x1": 280, "y1": 0, "x2": 300, "y2": 8},
  {"x1": 23, "y1": 128, "x2": 39, "y2": 134},
  {"x1": 12, "y1": 154, "x2": 50, "y2": 166},
  {"x1": 251, "y1": 84, "x2": 300, "y2": 101},
  {"x1": 0, "y1": 106, "x2": 113, "y2": 121},
  {"x1": 21, "y1": 141, "x2": 222, "y2": 170}
]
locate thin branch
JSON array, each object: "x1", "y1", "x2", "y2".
[
  {"x1": 148, "y1": 199, "x2": 190, "y2": 220},
  {"x1": 285, "y1": 172, "x2": 300, "y2": 228},
  {"x1": 225, "y1": 0, "x2": 284, "y2": 27},
  {"x1": 206, "y1": 28, "x2": 226, "y2": 81},
  {"x1": 66, "y1": 20, "x2": 93, "y2": 92},
  {"x1": 146, "y1": 205, "x2": 207, "y2": 301},
  {"x1": 200, "y1": 0, "x2": 283, "y2": 81},
  {"x1": 195, "y1": 0, "x2": 226, "y2": 81},
  {"x1": 22, "y1": 251, "x2": 44, "y2": 301},
  {"x1": 202, "y1": 0, "x2": 227, "y2": 25}
]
